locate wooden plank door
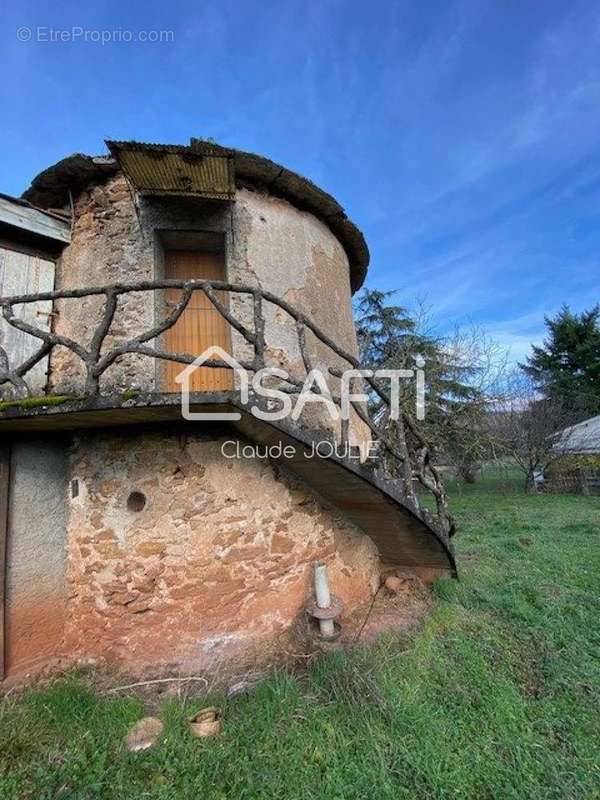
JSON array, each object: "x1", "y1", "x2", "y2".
[
  {"x1": 0, "y1": 247, "x2": 55, "y2": 395},
  {"x1": 163, "y1": 250, "x2": 233, "y2": 391}
]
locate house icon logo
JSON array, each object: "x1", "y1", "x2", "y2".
[{"x1": 175, "y1": 346, "x2": 249, "y2": 421}]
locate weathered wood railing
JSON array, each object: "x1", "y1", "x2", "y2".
[{"x1": 0, "y1": 280, "x2": 453, "y2": 536}]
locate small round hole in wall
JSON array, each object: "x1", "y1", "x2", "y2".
[{"x1": 127, "y1": 491, "x2": 147, "y2": 513}]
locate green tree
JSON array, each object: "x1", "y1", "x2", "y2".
[
  {"x1": 355, "y1": 289, "x2": 489, "y2": 482},
  {"x1": 521, "y1": 304, "x2": 600, "y2": 418},
  {"x1": 355, "y1": 289, "x2": 416, "y2": 367}
]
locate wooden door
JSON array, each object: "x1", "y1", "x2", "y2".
[{"x1": 163, "y1": 250, "x2": 233, "y2": 392}]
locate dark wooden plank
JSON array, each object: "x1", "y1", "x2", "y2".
[{"x1": 0, "y1": 446, "x2": 10, "y2": 681}]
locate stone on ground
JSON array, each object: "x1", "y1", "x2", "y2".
[{"x1": 124, "y1": 716, "x2": 164, "y2": 752}]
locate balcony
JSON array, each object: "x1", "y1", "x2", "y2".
[{"x1": 0, "y1": 279, "x2": 456, "y2": 575}]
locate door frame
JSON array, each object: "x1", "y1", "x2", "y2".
[{"x1": 153, "y1": 229, "x2": 228, "y2": 392}]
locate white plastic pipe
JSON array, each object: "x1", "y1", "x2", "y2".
[{"x1": 314, "y1": 562, "x2": 335, "y2": 638}]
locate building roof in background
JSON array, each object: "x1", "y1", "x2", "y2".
[
  {"x1": 21, "y1": 138, "x2": 369, "y2": 292},
  {"x1": 553, "y1": 414, "x2": 600, "y2": 455}
]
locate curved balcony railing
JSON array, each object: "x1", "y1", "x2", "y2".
[{"x1": 0, "y1": 280, "x2": 453, "y2": 538}]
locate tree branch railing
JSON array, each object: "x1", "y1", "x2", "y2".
[{"x1": 0, "y1": 280, "x2": 453, "y2": 537}]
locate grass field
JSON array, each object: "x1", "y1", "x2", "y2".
[{"x1": 1, "y1": 478, "x2": 599, "y2": 799}]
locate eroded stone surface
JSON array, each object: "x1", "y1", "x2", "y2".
[
  {"x1": 64, "y1": 427, "x2": 380, "y2": 674},
  {"x1": 50, "y1": 177, "x2": 357, "y2": 394},
  {"x1": 4, "y1": 171, "x2": 382, "y2": 683}
]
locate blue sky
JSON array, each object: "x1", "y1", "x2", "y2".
[{"x1": 2, "y1": 0, "x2": 599, "y2": 361}]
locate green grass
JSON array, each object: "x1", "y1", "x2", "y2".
[{"x1": 1, "y1": 482, "x2": 599, "y2": 799}]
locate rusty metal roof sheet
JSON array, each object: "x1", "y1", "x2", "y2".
[
  {"x1": 21, "y1": 138, "x2": 370, "y2": 292},
  {"x1": 110, "y1": 142, "x2": 234, "y2": 199}
]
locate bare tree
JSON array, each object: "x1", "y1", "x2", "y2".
[
  {"x1": 432, "y1": 324, "x2": 509, "y2": 482},
  {"x1": 355, "y1": 290, "x2": 510, "y2": 484},
  {"x1": 486, "y1": 371, "x2": 579, "y2": 493}
]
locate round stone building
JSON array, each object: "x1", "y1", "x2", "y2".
[{"x1": 0, "y1": 139, "x2": 455, "y2": 681}]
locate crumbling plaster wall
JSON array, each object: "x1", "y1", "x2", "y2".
[
  {"x1": 65, "y1": 427, "x2": 379, "y2": 673},
  {"x1": 5, "y1": 439, "x2": 68, "y2": 676},
  {"x1": 50, "y1": 173, "x2": 359, "y2": 401}
]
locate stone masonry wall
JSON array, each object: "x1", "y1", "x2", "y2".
[
  {"x1": 50, "y1": 176, "x2": 155, "y2": 394},
  {"x1": 64, "y1": 427, "x2": 379, "y2": 673},
  {"x1": 50, "y1": 175, "x2": 358, "y2": 393},
  {"x1": 47, "y1": 174, "x2": 368, "y2": 449}
]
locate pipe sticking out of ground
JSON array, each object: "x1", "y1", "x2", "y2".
[{"x1": 314, "y1": 562, "x2": 335, "y2": 638}]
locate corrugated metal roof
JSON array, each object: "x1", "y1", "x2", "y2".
[
  {"x1": 113, "y1": 144, "x2": 234, "y2": 200},
  {"x1": 553, "y1": 414, "x2": 600, "y2": 454}
]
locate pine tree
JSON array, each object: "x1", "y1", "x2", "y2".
[
  {"x1": 521, "y1": 304, "x2": 600, "y2": 418},
  {"x1": 355, "y1": 289, "x2": 487, "y2": 481},
  {"x1": 355, "y1": 289, "x2": 416, "y2": 367}
]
